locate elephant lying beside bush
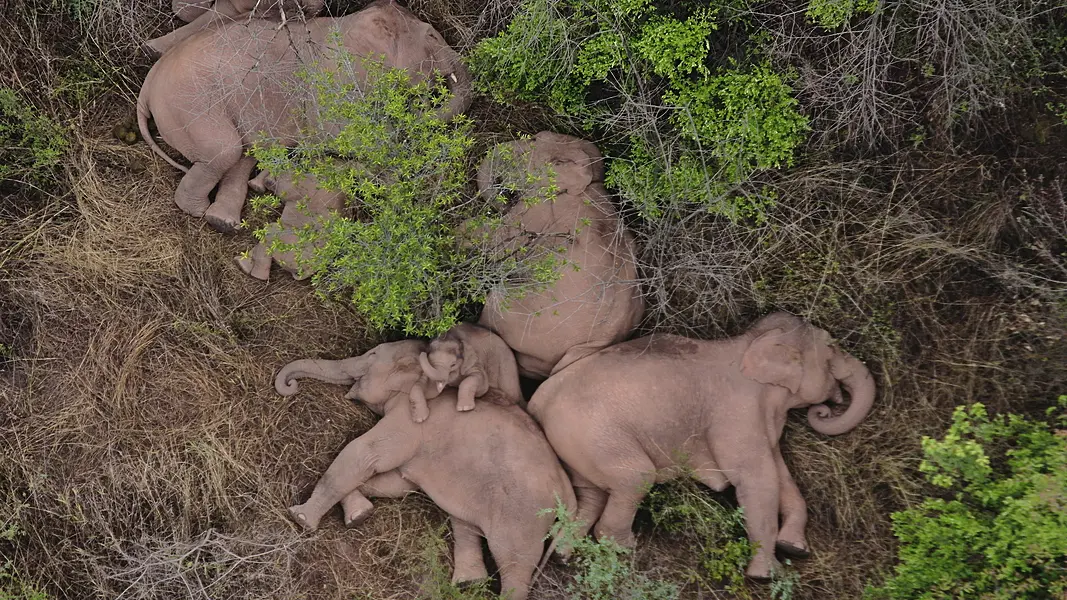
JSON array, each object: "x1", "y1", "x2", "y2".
[
  {"x1": 275, "y1": 340, "x2": 575, "y2": 600},
  {"x1": 527, "y1": 312, "x2": 877, "y2": 581},
  {"x1": 146, "y1": 0, "x2": 325, "y2": 57},
  {"x1": 471, "y1": 132, "x2": 645, "y2": 379},
  {"x1": 410, "y1": 322, "x2": 524, "y2": 421},
  {"x1": 236, "y1": 170, "x2": 344, "y2": 281},
  {"x1": 137, "y1": 0, "x2": 472, "y2": 233}
]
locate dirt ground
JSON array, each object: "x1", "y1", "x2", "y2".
[{"x1": 1, "y1": 1, "x2": 1065, "y2": 599}]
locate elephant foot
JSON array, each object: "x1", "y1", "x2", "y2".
[
  {"x1": 775, "y1": 539, "x2": 811, "y2": 559},
  {"x1": 287, "y1": 504, "x2": 320, "y2": 531},
  {"x1": 235, "y1": 253, "x2": 271, "y2": 281},
  {"x1": 593, "y1": 527, "x2": 635, "y2": 550},
  {"x1": 455, "y1": 400, "x2": 475, "y2": 412},
  {"x1": 344, "y1": 507, "x2": 375, "y2": 528},
  {"x1": 453, "y1": 577, "x2": 491, "y2": 591},
  {"x1": 204, "y1": 204, "x2": 241, "y2": 233},
  {"x1": 248, "y1": 171, "x2": 271, "y2": 194},
  {"x1": 410, "y1": 404, "x2": 430, "y2": 423},
  {"x1": 342, "y1": 494, "x2": 375, "y2": 528},
  {"x1": 744, "y1": 554, "x2": 779, "y2": 582}
]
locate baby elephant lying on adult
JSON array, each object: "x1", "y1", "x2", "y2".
[
  {"x1": 275, "y1": 340, "x2": 576, "y2": 600},
  {"x1": 411, "y1": 322, "x2": 525, "y2": 421},
  {"x1": 137, "y1": 0, "x2": 472, "y2": 233},
  {"x1": 527, "y1": 312, "x2": 877, "y2": 581},
  {"x1": 473, "y1": 132, "x2": 645, "y2": 379},
  {"x1": 146, "y1": 0, "x2": 325, "y2": 57}
]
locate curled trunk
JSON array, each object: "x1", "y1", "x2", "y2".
[
  {"x1": 418, "y1": 352, "x2": 449, "y2": 382},
  {"x1": 275, "y1": 358, "x2": 354, "y2": 396},
  {"x1": 807, "y1": 350, "x2": 876, "y2": 435}
]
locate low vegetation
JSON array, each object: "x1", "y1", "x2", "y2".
[{"x1": 0, "y1": 0, "x2": 1065, "y2": 599}]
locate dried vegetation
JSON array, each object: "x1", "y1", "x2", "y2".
[{"x1": 1, "y1": 0, "x2": 1065, "y2": 599}]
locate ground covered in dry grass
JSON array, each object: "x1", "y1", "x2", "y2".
[{"x1": 1, "y1": 1, "x2": 1065, "y2": 599}]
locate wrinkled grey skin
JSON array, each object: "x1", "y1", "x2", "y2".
[
  {"x1": 275, "y1": 340, "x2": 577, "y2": 600},
  {"x1": 147, "y1": 0, "x2": 326, "y2": 57},
  {"x1": 411, "y1": 322, "x2": 524, "y2": 422},
  {"x1": 137, "y1": 0, "x2": 472, "y2": 233},
  {"x1": 236, "y1": 170, "x2": 345, "y2": 281},
  {"x1": 527, "y1": 312, "x2": 877, "y2": 581},
  {"x1": 471, "y1": 132, "x2": 645, "y2": 379}
]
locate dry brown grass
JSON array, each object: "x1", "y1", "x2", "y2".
[{"x1": 2, "y1": 1, "x2": 1066, "y2": 599}]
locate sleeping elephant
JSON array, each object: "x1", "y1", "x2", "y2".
[
  {"x1": 147, "y1": 0, "x2": 326, "y2": 57},
  {"x1": 410, "y1": 322, "x2": 525, "y2": 421},
  {"x1": 236, "y1": 169, "x2": 345, "y2": 281},
  {"x1": 136, "y1": 0, "x2": 472, "y2": 233},
  {"x1": 275, "y1": 340, "x2": 576, "y2": 600},
  {"x1": 527, "y1": 311, "x2": 877, "y2": 581},
  {"x1": 470, "y1": 131, "x2": 645, "y2": 379}
]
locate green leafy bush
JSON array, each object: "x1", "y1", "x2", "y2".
[
  {"x1": 470, "y1": 0, "x2": 808, "y2": 222},
  {"x1": 865, "y1": 397, "x2": 1067, "y2": 600},
  {"x1": 0, "y1": 87, "x2": 68, "y2": 184},
  {"x1": 251, "y1": 57, "x2": 561, "y2": 336},
  {"x1": 544, "y1": 501, "x2": 679, "y2": 600},
  {"x1": 805, "y1": 0, "x2": 877, "y2": 30}
]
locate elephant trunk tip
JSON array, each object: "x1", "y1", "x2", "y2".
[{"x1": 808, "y1": 351, "x2": 876, "y2": 436}]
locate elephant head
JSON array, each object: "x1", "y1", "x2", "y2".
[
  {"x1": 418, "y1": 334, "x2": 463, "y2": 392},
  {"x1": 275, "y1": 340, "x2": 444, "y2": 413},
  {"x1": 476, "y1": 131, "x2": 605, "y2": 202},
  {"x1": 740, "y1": 312, "x2": 876, "y2": 435}
]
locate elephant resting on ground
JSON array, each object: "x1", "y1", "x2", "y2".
[
  {"x1": 147, "y1": 0, "x2": 325, "y2": 57},
  {"x1": 275, "y1": 340, "x2": 576, "y2": 600},
  {"x1": 137, "y1": 0, "x2": 472, "y2": 233},
  {"x1": 236, "y1": 169, "x2": 344, "y2": 281},
  {"x1": 471, "y1": 131, "x2": 645, "y2": 379},
  {"x1": 411, "y1": 322, "x2": 525, "y2": 421},
  {"x1": 527, "y1": 311, "x2": 877, "y2": 581}
]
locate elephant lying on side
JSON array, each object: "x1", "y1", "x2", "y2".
[
  {"x1": 137, "y1": 0, "x2": 472, "y2": 233},
  {"x1": 275, "y1": 340, "x2": 576, "y2": 600},
  {"x1": 147, "y1": 0, "x2": 325, "y2": 57},
  {"x1": 236, "y1": 170, "x2": 345, "y2": 281},
  {"x1": 471, "y1": 132, "x2": 645, "y2": 379},
  {"x1": 527, "y1": 312, "x2": 877, "y2": 580},
  {"x1": 411, "y1": 322, "x2": 524, "y2": 421}
]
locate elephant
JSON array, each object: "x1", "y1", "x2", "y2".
[
  {"x1": 275, "y1": 340, "x2": 577, "y2": 600},
  {"x1": 470, "y1": 131, "x2": 645, "y2": 379},
  {"x1": 146, "y1": 0, "x2": 326, "y2": 57},
  {"x1": 409, "y1": 322, "x2": 524, "y2": 422},
  {"x1": 526, "y1": 311, "x2": 877, "y2": 581},
  {"x1": 136, "y1": 0, "x2": 472, "y2": 233},
  {"x1": 236, "y1": 169, "x2": 345, "y2": 281}
]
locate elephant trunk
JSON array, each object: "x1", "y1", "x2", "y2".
[
  {"x1": 275, "y1": 358, "x2": 355, "y2": 396},
  {"x1": 807, "y1": 350, "x2": 875, "y2": 436},
  {"x1": 418, "y1": 351, "x2": 449, "y2": 382},
  {"x1": 437, "y1": 45, "x2": 473, "y2": 121}
]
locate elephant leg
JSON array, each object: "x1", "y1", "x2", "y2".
[
  {"x1": 716, "y1": 444, "x2": 781, "y2": 580},
  {"x1": 174, "y1": 131, "x2": 241, "y2": 219},
  {"x1": 592, "y1": 459, "x2": 655, "y2": 549},
  {"x1": 486, "y1": 531, "x2": 540, "y2": 600},
  {"x1": 555, "y1": 471, "x2": 607, "y2": 561},
  {"x1": 339, "y1": 470, "x2": 419, "y2": 527},
  {"x1": 451, "y1": 517, "x2": 489, "y2": 585},
  {"x1": 288, "y1": 424, "x2": 414, "y2": 531},
  {"x1": 773, "y1": 448, "x2": 810, "y2": 558},
  {"x1": 173, "y1": 0, "x2": 213, "y2": 22},
  {"x1": 455, "y1": 373, "x2": 484, "y2": 412},
  {"x1": 144, "y1": 6, "x2": 234, "y2": 57},
  {"x1": 236, "y1": 241, "x2": 272, "y2": 281},
  {"x1": 205, "y1": 156, "x2": 255, "y2": 233}
]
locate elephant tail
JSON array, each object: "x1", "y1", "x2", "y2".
[
  {"x1": 137, "y1": 92, "x2": 188, "y2": 174},
  {"x1": 275, "y1": 358, "x2": 355, "y2": 396}
]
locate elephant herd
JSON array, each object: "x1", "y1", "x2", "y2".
[{"x1": 136, "y1": 2, "x2": 878, "y2": 598}]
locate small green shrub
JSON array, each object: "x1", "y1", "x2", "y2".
[
  {"x1": 470, "y1": 0, "x2": 807, "y2": 224},
  {"x1": 0, "y1": 87, "x2": 68, "y2": 184},
  {"x1": 544, "y1": 501, "x2": 679, "y2": 600},
  {"x1": 410, "y1": 526, "x2": 495, "y2": 600},
  {"x1": 251, "y1": 57, "x2": 562, "y2": 336},
  {"x1": 865, "y1": 397, "x2": 1067, "y2": 600},
  {"x1": 805, "y1": 0, "x2": 877, "y2": 30},
  {"x1": 0, "y1": 564, "x2": 50, "y2": 600}
]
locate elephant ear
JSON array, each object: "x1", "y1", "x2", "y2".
[
  {"x1": 741, "y1": 328, "x2": 804, "y2": 394},
  {"x1": 547, "y1": 141, "x2": 597, "y2": 195}
]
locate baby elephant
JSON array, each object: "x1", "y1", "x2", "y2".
[
  {"x1": 237, "y1": 170, "x2": 344, "y2": 281},
  {"x1": 527, "y1": 312, "x2": 877, "y2": 581},
  {"x1": 275, "y1": 340, "x2": 576, "y2": 600},
  {"x1": 409, "y1": 322, "x2": 524, "y2": 422}
]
